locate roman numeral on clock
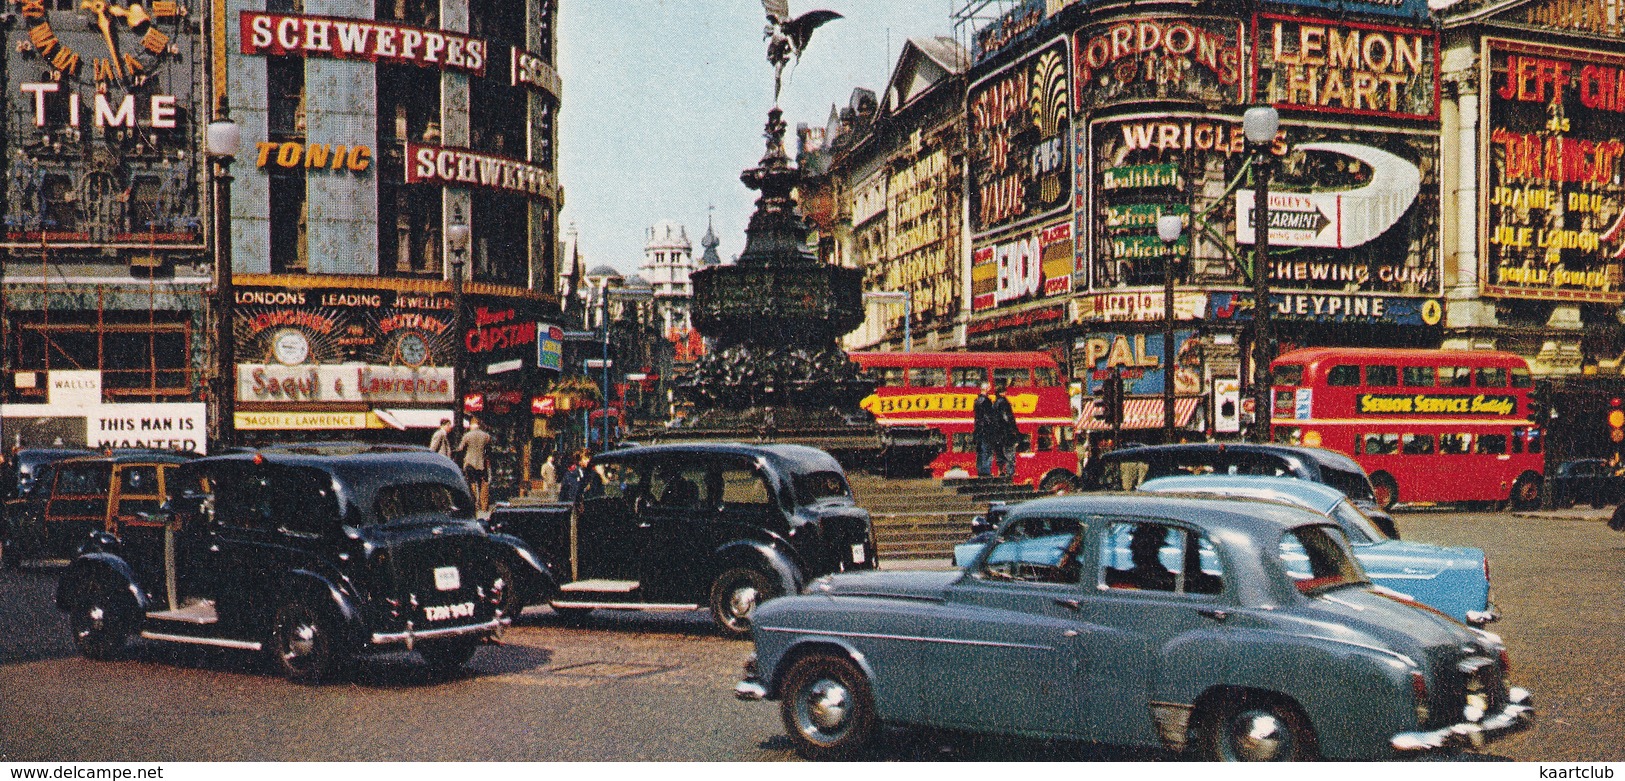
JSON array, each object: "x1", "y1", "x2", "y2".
[{"x1": 141, "y1": 26, "x2": 168, "y2": 54}]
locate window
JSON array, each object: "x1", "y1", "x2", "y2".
[
  {"x1": 1272, "y1": 364, "x2": 1305, "y2": 385},
  {"x1": 1278, "y1": 526, "x2": 1366, "y2": 593},
  {"x1": 1401, "y1": 433, "x2": 1435, "y2": 455},
  {"x1": 651, "y1": 463, "x2": 708, "y2": 509},
  {"x1": 1327, "y1": 365, "x2": 1360, "y2": 386},
  {"x1": 951, "y1": 432, "x2": 973, "y2": 453},
  {"x1": 116, "y1": 466, "x2": 162, "y2": 519},
  {"x1": 1439, "y1": 433, "x2": 1473, "y2": 454},
  {"x1": 1104, "y1": 457, "x2": 1151, "y2": 490},
  {"x1": 1511, "y1": 368, "x2": 1533, "y2": 388},
  {"x1": 1441, "y1": 367, "x2": 1472, "y2": 387},
  {"x1": 719, "y1": 465, "x2": 771, "y2": 507},
  {"x1": 375, "y1": 482, "x2": 471, "y2": 523},
  {"x1": 55, "y1": 464, "x2": 111, "y2": 496},
  {"x1": 1403, "y1": 366, "x2": 1436, "y2": 387},
  {"x1": 977, "y1": 515, "x2": 1085, "y2": 584},
  {"x1": 1319, "y1": 464, "x2": 1378, "y2": 502},
  {"x1": 874, "y1": 367, "x2": 906, "y2": 387},
  {"x1": 1099, "y1": 522, "x2": 1223, "y2": 595},
  {"x1": 1476, "y1": 367, "x2": 1508, "y2": 388},
  {"x1": 909, "y1": 367, "x2": 946, "y2": 387},
  {"x1": 1329, "y1": 501, "x2": 1385, "y2": 545},
  {"x1": 951, "y1": 367, "x2": 986, "y2": 388},
  {"x1": 1360, "y1": 433, "x2": 1399, "y2": 455},
  {"x1": 1476, "y1": 434, "x2": 1508, "y2": 455},
  {"x1": 793, "y1": 471, "x2": 849, "y2": 504},
  {"x1": 1524, "y1": 428, "x2": 1543, "y2": 454},
  {"x1": 993, "y1": 367, "x2": 1031, "y2": 388},
  {"x1": 1034, "y1": 366, "x2": 1059, "y2": 386},
  {"x1": 1365, "y1": 365, "x2": 1398, "y2": 387}
]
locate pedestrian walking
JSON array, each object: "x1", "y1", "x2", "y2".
[
  {"x1": 557, "y1": 448, "x2": 594, "y2": 504},
  {"x1": 429, "y1": 418, "x2": 454, "y2": 459},
  {"x1": 973, "y1": 382, "x2": 1018, "y2": 478},
  {"x1": 457, "y1": 417, "x2": 493, "y2": 513},
  {"x1": 538, "y1": 452, "x2": 559, "y2": 501}
]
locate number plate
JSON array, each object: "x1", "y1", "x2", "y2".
[
  {"x1": 434, "y1": 566, "x2": 461, "y2": 591},
  {"x1": 423, "y1": 602, "x2": 475, "y2": 622},
  {"x1": 851, "y1": 543, "x2": 866, "y2": 564}
]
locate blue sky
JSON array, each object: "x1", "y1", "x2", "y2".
[{"x1": 557, "y1": 1, "x2": 964, "y2": 274}]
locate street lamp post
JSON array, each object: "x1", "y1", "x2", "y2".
[
  {"x1": 863, "y1": 290, "x2": 912, "y2": 352},
  {"x1": 205, "y1": 105, "x2": 241, "y2": 450},
  {"x1": 1244, "y1": 106, "x2": 1281, "y2": 444},
  {"x1": 1156, "y1": 213, "x2": 1183, "y2": 442},
  {"x1": 600, "y1": 289, "x2": 612, "y2": 451},
  {"x1": 447, "y1": 217, "x2": 471, "y2": 441}
]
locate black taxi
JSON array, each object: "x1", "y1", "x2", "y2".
[{"x1": 55, "y1": 445, "x2": 527, "y2": 682}]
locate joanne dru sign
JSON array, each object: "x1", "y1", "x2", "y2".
[
  {"x1": 406, "y1": 143, "x2": 557, "y2": 200},
  {"x1": 1357, "y1": 393, "x2": 1519, "y2": 416},
  {"x1": 240, "y1": 12, "x2": 487, "y2": 76}
]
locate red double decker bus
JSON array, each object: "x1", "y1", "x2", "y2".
[
  {"x1": 1270, "y1": 347, "x2": 1544, "y2": 509},
  {"x1": 849, "y1": 351, "x2": 1081, "y2": 492}
]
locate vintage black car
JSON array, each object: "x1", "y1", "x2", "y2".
[
  {"x1": 487, "y1": 443, "x2": 876, "y2": 636},
  {"x1": 2, "y1": 449, "x2": 186, "y2": 569},
  {"x1": 1550, "y1": 459, "x2": 1625, "y2": 509},
  {"x1": 1084, "y1": 443, "x2": 1400, "y2": 539},
  {"x1": 55, "y1": 445, "x2": 540, "y2": 682}
]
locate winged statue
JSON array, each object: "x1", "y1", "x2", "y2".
[{"x1": 763, "y1": 0, "x2": 842, "y2": 103}]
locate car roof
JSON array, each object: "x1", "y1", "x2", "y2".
[
  {"x1": 1139, "y1": 475, "x2": 1346, "y2": 514},
  {"x1": 57, "y1": 450, "x2": 197, "y2": 467},
  {"x1": 184, "y1": 448, "x2": 469, "y2": 525},
  {"x1": 594, "y1": 442, "x2": 843, "y2": 474},
  {"x1": 1109, "y1": 442, "x2": 1363, "y2": 472},
  {"x1": 1006, "y1": 492, "x2": 1334, "y2": 537}
]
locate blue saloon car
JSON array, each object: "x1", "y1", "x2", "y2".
[
  {"x1": 1137, "y1": 476, "x2": 1496, "y2": 626},
  {"x1": 737, "y1": 494, "x2": 1532, "y2": 760}
]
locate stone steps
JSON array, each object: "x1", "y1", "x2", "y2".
[{"x1": 848, "y1": 474, "x2": 1017, "y2": 562}]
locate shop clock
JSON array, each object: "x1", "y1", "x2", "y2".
[{"x1": 15, "y1": 0, "x2": 186, "y2": 90}]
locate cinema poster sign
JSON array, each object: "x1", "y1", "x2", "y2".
[
  {"x1": 1255, "y1": 15, "x2": 1438, "y2": 120},
  {"x1": 1482, "y1": 39, "x2": 1625, "y2": 302},
  {"x1": 1356, "y1": 393, "x2": 1518, "y2": 416},
  {"x1": 968, "y1": 37, "x2": 1071, "y2": 235},
  {"x1": 1073, "y1": 17, "x2": 1244, "y2": 109},
  {"x1": 407, "y1": 144, "x2": 558, "y2": 200},
  {"x1": 971, "y1": 221, "x2": 1074, "y2": 312},
  {"x1": 240, "y1": 12, "x2": 487, "y2": 76}
]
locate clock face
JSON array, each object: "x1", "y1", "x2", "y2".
[
  {"x1": 397, "y1": 333, "x2": 429, "y2": 368},
  {"x1": 272, "y1": 329, "x2": 310, "y2": 366},
  {"x1": 17, "y1": 0, "x2": 186, "y2": 91}
]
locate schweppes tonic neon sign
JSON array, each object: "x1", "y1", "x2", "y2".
[
  {"x1": 860, "y1": 392, "x2": 1041, "y2": 417},
  {"x1": 1356, "y1": 393, "x2": 1518, "y2": 416}
]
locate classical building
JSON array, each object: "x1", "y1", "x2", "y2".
[{"x1": 639, "y1": 219, "x2": 695, "y2": 337}]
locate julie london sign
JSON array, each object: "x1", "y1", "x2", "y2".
[
  {"x1": 406, "y1": 143, "x2": 558, "y2": 200},
  {"x1": 1482, "y1": 39, "x2": 1625, "y2": 302}
]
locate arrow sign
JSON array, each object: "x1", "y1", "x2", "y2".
[{"x1": 1237, "y1": 142, "x2": 1421, "y2": 249}]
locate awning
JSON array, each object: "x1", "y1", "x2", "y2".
[
  {"x1": 1076, "y1": 397, "x2": 1200, "y2": 431},
  {"x1": 372, "y1": 408, "x2": 454, "y2": 431}
]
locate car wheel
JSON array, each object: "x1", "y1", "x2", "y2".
[
  {"x1": 493, "y1": 560, "x2": 525, "y2": 622},
  {"x1": 709, "y1": 567, "x2": 779, "y2": 638},
  {"x1": 1197, "y1": 697, "x2": 1316, "y2": 761},
  {"x1": 270, "y1": 599, "x2": 337, "y2": 684},
  {"x1": 69, "y1": 579, "x2": 134, "y2": 661},
  {"x1": 1592, "y1": 494, "x2": 1609, "y2": 510},
  {"x1": 1370, "y1": 473, "x2": 1399, "y2": 511},
  {"x1": 1039, "y1": 471, "x2": 1078, "y2": 495},
  {"x1": 1610, "y1": 504, "x2": 1625, "y2": 532},
  {"x1": 419, "y1": 638, "x2": 480, "y2": 675},
  {"x1": 1510, "y1": 474, "x2": 1542, "y2": 511},
  {"x1": 778, "y1": 653, "x2": 878, "y2": 760}
]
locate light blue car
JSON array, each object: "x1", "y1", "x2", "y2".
[{"x1": 1137, "y1": 475, "x2": 1496, "y2": 626}]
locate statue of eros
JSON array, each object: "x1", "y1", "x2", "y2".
[{"x1": 762, "y1": 0, "x2": 842, "y2": 103}]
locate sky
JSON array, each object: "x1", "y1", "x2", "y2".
[{"x1": 557, "y1": 0, "x2": 967, "y2": 275}]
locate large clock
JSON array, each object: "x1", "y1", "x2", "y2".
[{"x1": 15, "y1": 0, "x2": 187, "y2": 92}]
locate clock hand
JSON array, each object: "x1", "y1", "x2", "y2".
[{"x1": 81, "y1": 0, "x2": 126, "y2": 79}]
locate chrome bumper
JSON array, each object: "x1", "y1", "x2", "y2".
[
  {"x1": 371, "y1": 617, "x2": 504, "y2": 651},
  {"x1": 734, "y1": 678, "x2": 767, "y2": 701},
  {"x1": 1465, "y1": 607, "x2": 1499, "y2": 627},
  {"x1": 1391, "y1": 687, "x2": 1534, "y2": 753}
]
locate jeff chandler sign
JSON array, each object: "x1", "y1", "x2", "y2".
[
  {"x1": 407, "y1": 143, "x2": 557, "y2": 200},
  {"x1": 240, "y1": 12, "x2": 487, "y2": 76}
]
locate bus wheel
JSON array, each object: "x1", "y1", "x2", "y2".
[
  {"x1": 1370, "y1": 473, "x2": 1399, "y2": 511},
  {"x1": 1039, "y1": 472, "x2": 1078, "y2": 495},
  {"x1": 1510, "y1": 473, "x2": 1542, "y2": 511}
]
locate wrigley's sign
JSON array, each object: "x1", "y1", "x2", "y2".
[{"x1": 406, "y1": 143, "x2": 558, "y2": 200}]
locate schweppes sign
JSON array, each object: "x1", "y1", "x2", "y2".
[
  {"x1": 860, "y1": 392, "x2": 1041, "y2": 417},
  {"x1": 1356, "y1": 393, "x2": 1518, "y2": 416}
]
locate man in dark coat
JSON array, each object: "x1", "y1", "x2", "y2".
[{"x1": 973, "y1": 383, "x2": 1018, "y2": 477}]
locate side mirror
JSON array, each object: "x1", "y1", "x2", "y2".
[{"x1": 970, "y1": 515, "x2": 993, "y2": 535}]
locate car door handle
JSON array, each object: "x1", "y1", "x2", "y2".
[
  {"x1": 1198, "y1": 608, "x2": 1229, "y2": 622},
  {"x1": 208, "y1": 544, "x2": 219, "y2": 553},
  {"x1": 1053, "y1": 597, "x2": 1081, "y2": 611},
  {"x1": 636, "y1": 522, "x2": 652, "y2": 529}
]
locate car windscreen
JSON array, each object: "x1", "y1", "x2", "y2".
[
  {"x1": 1279, "y1": 525, "x2": 1369, "y2": 593},
  {"x1": 1317, "y1": 463, "x2": 1377, "y2": 501},
  {"x1": 373, "y1": 482, "x2": 474, "y2": 524},
  {"x1": 1328, "y1": 500, "x2": 1384, "y2": 545},
  {"x1": 794, "y1": 470, "x2": 850, "y2": 504}
]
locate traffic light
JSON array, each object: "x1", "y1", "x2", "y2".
[
  {"x1": 1527, "y1": 381, "x2": 1550, "y2": 425},
  {"x1": 1608, "y1": 397, "x2": 1624, "y2": 444},
  {"x1": 1103, "y1": 369, "x2": 1126, "y2": 428}
]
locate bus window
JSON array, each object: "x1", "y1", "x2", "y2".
[
  {"x1": 1525, "y1": 429, "x2": 1543, "y2": 454},
  {"x1": 1511, "y1": 368, "x2": 1533, "y2": 388},
  {"x1": 951, "y1": 367, "x2": 985, "y2": 388},
  {"x1": 1476, "y1": 367, "x2": 1508, "y2": 387},
  {"x1": 1403, "y1": 366, "x2": 1436, "y2": 387},
  {"x1": 1511, "y1": 433, "x2": 1523, "y2": 454},
  {"x1": 1035, "y1": 427, "x2": 1056, "y2": 452},
  {"x1": 1439, "y1": 433, "x2": 1472, "y2": 454},
  {"x1": 1034, "y1": 366, "x2": 1059, "y2": 386},
  {"x1": 952, "y1": 432, "x2": 974, "y2": 453},
  {"x1": 1361, "y1": 433, "x2": 1399, "y2": 455},
  {"x1": 1441, "y1": 367, "x2": 1471, "y2": 387},
  {"x1": 1272, "y1": 364, "x2": 1304, "y2": 385},
  {"x1": 1476, "y1": 434, "x2": 1508, "y2": 455},
  {"x1": 1401, "y1": 433, "x2": 1435, "y2": 455},
  {"x1": 1327, "y1": 365, "x2": 1360, "y2": 386},
  {"x1": 1366, "y1": 365, "x2": 1398, "y2": 387},
  {"x1": 875, "y1": 367, "x2": 906, "y2": 387},
  {"x1": 994, "y1": 367, "x2": 1031, "y2": 388},
  {"x1": 910, "y1": 367, "x2": 947, "y2": 387}
]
